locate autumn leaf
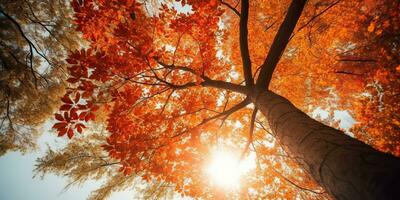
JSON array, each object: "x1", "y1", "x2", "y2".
[
  {"x1": 67, "y1": 128, "x2": 74, "y2": 139},
  {"x1": 61, "y1": 95, "x2": 73, "y2": 104},
  {"x1": 55, "y1": 114, "x2": 64, "y2": 121},
  {"x1": 368, "y1": 22, "x2": 375, "y2": 32}
]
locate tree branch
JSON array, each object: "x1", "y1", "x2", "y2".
[
  {"x1": 290, "y1": 0, "x2": 340, "y2": 41},
  {"x1": 240, "y1": 108, "x2": 257, "y2": 161},
  {"x1": 201, "y1": 78, "x2": 248, "y2": 94},
  {"x1": 333, "y1": 70, "x2": 362, "y2": 76},
  {"x1": 336, "y1": 58, "x2": 377, "y2": 62},
  {"x1": 220, "y1": 0, "x2": 240, "y2": 17},
  {"x1": 239, "y1": 0, "x2": 254, "y2": 87},
  {"x1": 170, "y1": 98, "x2": 250, "y2": 139},
  {"x1": 271, "y1": 167, "x2": 325, "y2": 194},
  {"x1": 199, "y1": 97, "x2": 250, "y2": 125},
  {"x1": 160, "y1": 89, "x2": 175, "y2": 114},
  {"x1": 256, "y1": 0, "x2": 307, "y2": 89},
  {"x1": 155, "y1": 59, "x2": 248, "y2": 94},
  {"x1": 0, "y1": 8, "x2": 53, "y2": 87}
]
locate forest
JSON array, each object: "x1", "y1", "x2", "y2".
[{"x1": 0, "y1": 0, "x2": 399, "y2": 199}]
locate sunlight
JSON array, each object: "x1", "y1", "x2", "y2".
[{"x1": 206, "y1": 149, "x2": 255, "y2": 188}]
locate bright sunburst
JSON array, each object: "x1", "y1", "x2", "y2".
[{"x1": 206, "y1": 149, "x2": 255, "y2": 188}]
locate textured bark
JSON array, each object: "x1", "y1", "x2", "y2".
[{"x1": 251, "y1": 89, "x2": 400, "y2": 200}]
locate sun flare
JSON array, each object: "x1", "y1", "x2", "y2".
[{"x1": 206, "y1": 149, "x2": 255, "y2": 188}]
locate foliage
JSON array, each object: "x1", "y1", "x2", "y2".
[
  {"x1": 45, "y1": 0, "x2": 400, "y2": 199},
  {"x1": 0, "y1": 0, "x2": 82, "y2": 155}
]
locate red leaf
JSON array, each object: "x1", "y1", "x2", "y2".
[
  {"x1": 55, "y1": 114, "x2": 64, "y2": 121},
  {"x1": 70, "y1": 108, "x2": 78, "y2": 120},
  {"x1": 76, "y1": 123, "x2": 84, "y2": 133},
  {"x1": 60, "y1": 104, "x2": 72, "y2": 111},
  {"x1": 87, "y1": 101, "x2": 93, "y2": 108},
  {"x1": 64, "y1": 112, "x2": 70, "y2": 122},
  {"x1": 67, "y1": 128, "x2": 74, "y2": 139},
  {"x1": 89, "y1": 112, "x2": 96, "y2": 121},
  {"x1": 58, "y1": 128, "x2": 67, "y2": 137},
  {"x1": 61, "y1": 95, "x2": 73, "y2": 104},
  {"x1": 84, "y1": 114, "x2": 90, "y2": 122},
  {"x1": 82, "y1": 91, "x2": 91, "y2": 98},
  {"x1": 85, "y1": 112, "x2": 95, "y2": 122},
  {"x1": 77, "y1": 104, "x2": 87, "y2": 109},
  {"x1": 91, "y1": 105, "x2": 100, "y2": 112},
  {"x1": 53, "y1": 122, "x2": 67, "y2": 129},
  {"x1": 77, "y1": 126, "x2": 82, "y2": 133},
  {"x1": 74, "y1": 92, "x2": 80, "y2": 103},
  {"x1": 79, "y1": 112, "x2": 87, "y2": 120},
  {"x1": 78, "y1": 123, "x2": 86, "y2": 129}
]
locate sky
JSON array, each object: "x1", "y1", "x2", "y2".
[{"x1": 0, "y1": 122, "x2": 136, "y2": 200}]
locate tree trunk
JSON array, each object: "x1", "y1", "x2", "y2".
[{"x1": 251, "y1": 89, "x2": 400, "y2": 200}]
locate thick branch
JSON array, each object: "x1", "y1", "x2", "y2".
[
  {"x1": 256, "y1": 0, "x2": 307, "y2": 89},
  {"x1": 155, "y1": 59, "x2": 248, "y2": 94},
  {"x1": 239, "y1": 0, "x2": 254, "y2": 87},
  {"x1": 201, "y1": 78, "x2": 248, "y2": 94}
]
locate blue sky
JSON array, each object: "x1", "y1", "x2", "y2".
[
  {"x1": 0, "y1": 123, "x2": 136, "y2": 200},
  {"x1": 0, "y1": 151, "x2": 100, "y2": 200}
]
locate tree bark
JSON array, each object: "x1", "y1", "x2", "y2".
[{"x1": 251, "y1": 89, "x2": 400, "y2": 200}]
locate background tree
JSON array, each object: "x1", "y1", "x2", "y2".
[
  {"x1": 44, "y1": 0, "x2": 400, "y2": 199},
  {"x1": 0, "y1": 0, "x2": 81, "y2": 155},
  {"x1": 35, "y1": 126, "x2": 177, "y2": 200}
]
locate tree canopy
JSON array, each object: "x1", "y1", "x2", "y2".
[
  {"x1": 0, "y1": 0, "x2": 83, "y2": 155},
  {"x1": 28, "y1": 0, "x2": 400, "y2": 199}
]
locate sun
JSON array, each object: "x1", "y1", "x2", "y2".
[{"x1": 206, "y1": 149, "x2": 255, "y2": 188}]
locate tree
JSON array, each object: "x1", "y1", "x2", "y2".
[
  {"x1": 0, "y1": 0, "x2": 81, "y2": 155},
  {"x1": 35, "y1": 126, "x2": 177, "y2": 200},
  {"x1": 50, "y1": 0, "x2": 400, "y2": 199}
]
